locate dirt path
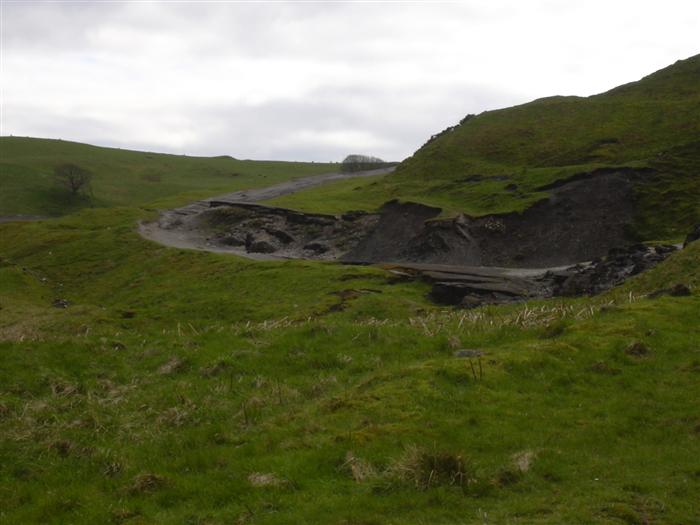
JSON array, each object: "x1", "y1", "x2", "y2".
[
  {"x1": 0, "y1": 214, "x2": 50, "y2": 224},
  {"x1": 138, "y1": 167, "x2": 394, "y2": 259}
]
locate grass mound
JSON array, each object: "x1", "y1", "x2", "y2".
[{"x1": 0, "y1": 137, "x2": 335, "y2": 216}]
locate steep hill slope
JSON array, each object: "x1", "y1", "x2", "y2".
[
  {"x1": 274, "y1": 54, "x2": 700, "y2": 242},
  {"x1": 0, "y1": 137, "x2": 335, "y2": 216}
]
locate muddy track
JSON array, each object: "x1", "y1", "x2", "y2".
[
  {"x1": 0, "y1": 214, "x2": 51, "y2": 224},
  {"x1": 138, "y1": 167, "x2": 394, "y2": 259}
]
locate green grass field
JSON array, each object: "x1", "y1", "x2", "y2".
[
  {"x1": 0, "y1": 137, "x2": 336, "y2": 216},
  {"x1": 1, "y1": 206, "x2": 699, "y2": 524},
  {"x1": 1, "y1": 55, "x2": 699, "y2": 523}
]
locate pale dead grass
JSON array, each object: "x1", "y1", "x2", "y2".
[
  {"x1": 247, "y1": 472, "x2": 288, "y2": 487},
  {"x1": 342, "y1": 451, "x2": 377, "y2": 482},
  {"x1": 158, "y1": 356, "x2": 187, "y2": 375},
  {"x1": 129, "y1": 472, "x2": 167, "y2": 494},
  {"x1": 385, "y1": 445, "x2": 469, "y2": 490}
]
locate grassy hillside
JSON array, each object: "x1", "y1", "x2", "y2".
[
  {"x1": 1, "y1": 198, "x2": 699, "y2": 524},
  {"x1": 1, "y1": 55, "x2": 699, "y2": 524},
  {"x1": 272, "y1": 55, "x2": 700, "y2": 241},
  {"x1": 0, "y1": 137, "x2": 335, "y2": 216}
]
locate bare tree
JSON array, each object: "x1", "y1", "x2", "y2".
[{"x1": 54, "y1": 163, "x2": 93, "y2": 196}]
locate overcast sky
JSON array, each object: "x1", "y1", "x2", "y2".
[{"x1": 1, "y1": 1, "x2": 698, "y2": 161}]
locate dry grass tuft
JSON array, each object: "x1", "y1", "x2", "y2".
[
  {"x1": 589, "y1": 361, "x2": 622, "y2": 375},
  {"x1": 49, "y1": 379, "x2": 80, "y2": 397},
  {"x1": 103, "y1": 461, "x2": 123, "y2": 477},
  {"x1": 110, "y1": 508, "x2": 139, "y2": 523},
  {"x1": 94, "y1": 379, "x2": 136, "y2": 406},
  {"x1": 129, "y1": 472, "x2": 166, "y2": 494},
  {"x1": 512, "y1": 449, "x2": 536, "y2": 473},
  {"x1": 541, "y1": 320, "x2": 566, "y2": 339},
  {"x1": 342, "y1": 451, "x2": 378, "y2": 482},
  {"x1": 310, "y1": 375, "x2": 338, "y2": 396},
  {"x1": 157, "y1": 406, "x2": 191, "y2": 427},
  {"x1": 245, "y1": 396, "x2": 266, "y2": 409},
  {"x1": 625, "y1": 341, "x2": 650, "y2": 357},
  {"x1": 200, "y1": 360, "x2": 231, "y2": 377},
  {"x1": 494, "y1": 449, "x2": 537, "y2": 487},
  {"x1": 48, "y1": 439, "x2": 73, "y2": 457},
  {"x1": 387, "y1": 445, "x2": 468, "y2": 489},
  {"x1": 247, "y1": 472, "x2": 288, "y2": 487},
  {"x1": 447, "y1": 335, "x2": 461, "y2": 349},
  {"x1": 158, "y1": 356, "x2": 187, "y2": 375},
  {"x1": 494, "y1": 467, "x2": 521, "y2": 487}
]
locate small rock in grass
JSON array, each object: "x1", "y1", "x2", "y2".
[{"x1": 52, "y1": 298, "x2": 70, "y2": 308}]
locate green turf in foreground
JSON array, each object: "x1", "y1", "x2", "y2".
[{"x1": 1, "y1": 206, "x2": 699, "y2": 524}]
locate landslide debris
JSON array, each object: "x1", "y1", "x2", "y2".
[
  {"x1": 148, "y1": 165, "x2": 692, "y2": 308},
  {"x1": 191, "y1": 168, "x2": 648, "y2": 268},
  {"x1": 197, "y1": 203, "x2": 379, "y2": 260}
]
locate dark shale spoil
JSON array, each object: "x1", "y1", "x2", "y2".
[{"x1": 145, "y1": 168, "x2": 690, "y2": 307}]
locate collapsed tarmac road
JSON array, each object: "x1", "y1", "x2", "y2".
[
  {"x1": 139, "y1": 167, "x2": 690, "y2": 307},
  {"x1": 139, "y1": 167, "x2": 394, "y2": 259}
]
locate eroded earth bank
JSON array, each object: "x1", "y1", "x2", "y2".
[{"x1": 141, "y1": 168, "x2": 694, "y2": 307}]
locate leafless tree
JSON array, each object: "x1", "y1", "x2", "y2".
[{"x1": 54, "y1": 163, "x2": 93, "y2": 196}]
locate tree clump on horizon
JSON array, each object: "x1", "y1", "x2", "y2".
[{"x1": 340, "y1": 154, "x2": 394, "y2": 173}]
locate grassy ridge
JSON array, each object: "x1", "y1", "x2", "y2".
[
  {"x1": 0, "y1": 137, "x2": 336, "y2": 216},
  {"x1": 1, "y1": 205, "x2": 699, "y2": 524},
  {"x1": 272, "y1": 55, "x2": 700, "y2": 240}
]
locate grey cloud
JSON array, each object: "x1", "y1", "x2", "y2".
[{"x1": 3, "y1": 1, "x2": 699, "y2": 161}]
